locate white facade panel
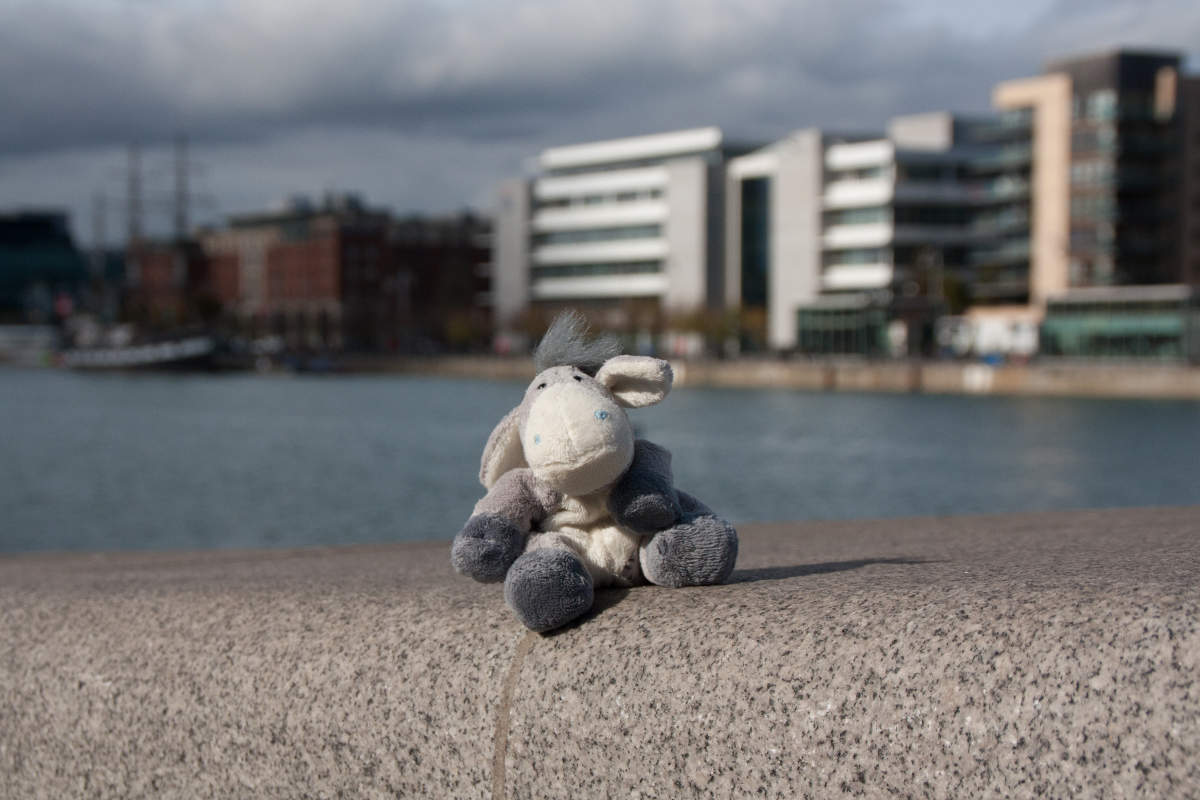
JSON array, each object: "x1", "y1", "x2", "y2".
[
  {"x1": 539, "y1": 128, "x2": 721, "y2": 171},
  {"x1": 822, "y1": 178, "x2": 894, "y2": 209},
  {"x1": 664, "y1": 158, "x2": 708, "y2": 311},
  {"x1": 769, "y1": 130, "x2": 824, "y2": 350},
  {"x1": 531, "y1": 239, "x2": 668, "y2": 265},
  {"x1": 531, "y1": 202, "x2": 667, "y2": 232},
  {"x1": 727, "y1": 151, "x2": 779, "y2": 179},
  {"x1": 822, "y1": 264, "x2": 893, "y2": 290},
  {"x1": 493, "y1": 179, "x2": 532, "y2": 326},
  {"x1": 533, "y1": 167, "x2": 668, "y2": 201},
  {"x1": 530, "y1": 273, "x2": 669, "y2": 300},
  {"x1": 822, "y1": 222, "x2": 895, "y2": 249},
  {"x1": 825, "y1": 140, "x2": 894, "y2": 171}
]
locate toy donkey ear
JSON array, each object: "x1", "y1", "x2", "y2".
[
  {"x1": 480, "y1": 407, "x2": 526, "y2": 489},
  {"x1": 595, "y1": 355, "x2": 673, "y2": 408}
]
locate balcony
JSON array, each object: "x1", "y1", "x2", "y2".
[
  {"x1": 984, "y1": 177, "x2": 1031, "y2": 201},
  {"x1": 971, "y1": 211, "x2": 1030, "y2": 236},
  {"x1": 531, "y1": 238, "x2": 668, "y2": 265},
  {"x1": 970, "y1": 144, "x2": 1033, "y2": 172},
  {"x1": 821, "y1": 263, "x2": 893, "y2": 291},
  {"x1": 822, "y1": 222, "x2": 893, "y2": 249},
  {"x1": 893, "y1": 181, "x2": 977, "y2": 204},
  {"x1": 969, "y1": 240, "x2": 1031, "y2": 266},
  {"x1": 530, "y1": 272, "x2": 669, "y2": 300},
  {"x1": 531, "y1": 201, "x2": 667, "y2": 232},
  {"x1": 822, "y1": 178, "x2": 893, "y2": 210},
  {"x1": 533, "y1": 166, "x2": 668, "y2": 202},
  {"x1": 892, "y1": 225, "x2": 977, "y2": 245}
]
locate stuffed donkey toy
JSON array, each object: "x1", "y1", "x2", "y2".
[{"x1": 451, "y1": 311, "x2": 738, "y2": 632}]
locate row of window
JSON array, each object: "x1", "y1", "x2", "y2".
[
  {"x1": 1073, "y1": 89, "x2": 1162, "y2": 123},
  {"x1": 824, "y1": 207, "x2": 889, "y2": 226},
  {"x1": 532, "y1": 261, "x2": 662, "y2": 279},
  {"x1": 827, "y1": 165, "x2": 888, "y2": 182},
  {"x1": 894, "y1": 206, "x2": 971, "y2": 225},
  {"x1": 535, "y1": 188, "x2": 663, "y2": 211},
  {"x1": 542, "y1": 151, "x2": 722, "y2": 179},
  {"x1": 825, "y1": 247, "x2": 888, "y2": 266},
  {"x1": 533, "y1": 225, "x2": 662, "y2": 247}
]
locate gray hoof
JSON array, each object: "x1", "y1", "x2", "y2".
[
  {"x1": 641, "y1": 513, "x2": 738, "y2": 588},
  {"x1": 609, "y1": 487, "x2": 681, "y2": 533},
  {"x1": 504, "y1": 549, "x2": 594, "y2": 632},
  {"x1": 451, "y1": 514, "x2": 524, "y2": 583}
]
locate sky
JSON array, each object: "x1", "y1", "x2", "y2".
[{"x1": 1, "y1": 0, "x2": 1198, "y2": 245}]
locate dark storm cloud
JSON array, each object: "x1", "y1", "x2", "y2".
[
  {"x1": 3, "y1": 0, "x2": 1198, "y2": 157},
  {"x1": 1, "y1": 0, "x2": 1198, "y2": 240}
]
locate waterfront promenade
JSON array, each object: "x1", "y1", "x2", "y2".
[
  {"x1": 341, "y1": 355, "x2": 1200, "y2": 400},
  {"x1": 2, "y1": 506, "x2": 1197, "y2": 798}
]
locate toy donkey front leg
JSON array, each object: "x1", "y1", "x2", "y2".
[
  {"x1": 608, "y1": 439, "x2": 739, "y2": 589},
  {"x1": 452, "y1": 468, "x2": 594, "y2": 632},
  {"x1": 451, "y1": 468, "x2": 552, "y2": 583}
]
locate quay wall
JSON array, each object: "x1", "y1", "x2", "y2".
[
  {"x1": 3, "y1": 507, "x2": 1198, "y2": 798},
  {"x1": 342, "y1": 355, "x2": 1200, "y2": 399}
]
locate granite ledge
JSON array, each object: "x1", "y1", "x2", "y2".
[{"x1": 1, "y1": 506, "x2": 1198, "y2": 799}]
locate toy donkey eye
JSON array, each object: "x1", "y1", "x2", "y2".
[
  {"x1": 573, "y1": 375, "x2": 582, "y2": 382},
  {"x1": 537, "y1": 382, "x2": 547, "y2": 390}
]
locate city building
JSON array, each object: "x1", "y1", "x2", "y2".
[
  {"x1": 493, "y1": 127, "x2": 759, "y2": 345},
  {"x1": 124, "y1": 240, "x2": 214, "y2": 329},
  {"x1": 198, "y1": 196, "x2": 492, "y2": 353},
  {"x1": 725, "y1": 113, "x2": 995, "y2": 353},
  {"x1": 199, "y1": 194, "x2": 391, "y2": 351},
  {"x1": 993, "y1": 49, "x2": 1200, "y2": 361},
  {"x1": 346, "y1": 212, "x2": 492, "y2": 353},
  {"x1": 0, "y1": 211, "x2": 88, "y2": 323}
]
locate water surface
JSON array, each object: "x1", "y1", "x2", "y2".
[{"x1": 2, "y1": 367, "x2": 1197, "y2": 553}]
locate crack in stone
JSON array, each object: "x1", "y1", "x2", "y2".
[{"x1": 493, "y1": 631, "x2": 537, "y2": 800}]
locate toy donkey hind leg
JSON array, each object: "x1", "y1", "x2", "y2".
[
  {"x1": 639, "y1": 491, "x2": 738, "y2": 588},
  {"x1": 608, "y1": 439, "x2": 738, "y2": 589}
]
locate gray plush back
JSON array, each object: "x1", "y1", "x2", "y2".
[{"x1": 533, "y1": 311, "x2": 621, "y2": 375}]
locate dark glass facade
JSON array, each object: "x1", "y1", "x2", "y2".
[
  {"x1": 739, "y1": 177, "x2": 770, "y2": 307},
  {"x1": 1051, "y1": 51, "x2": 1183, "y2": 287}
]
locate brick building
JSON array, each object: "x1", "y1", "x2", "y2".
[{"x1": 198, "y1": 196, "x2": 491, "y2": 353}]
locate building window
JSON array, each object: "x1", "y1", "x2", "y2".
[
  {"x1": 1085, "y1": 89, "x2": 1117, "y2": 121},
  {"x1": 741, "y1": 177, "x2": 770, "y2": 307},
  {"x1": 829, "y1": 166, "x2": 887, "y2": 182},
  {"x1": 532, "y1": 261, "x2": 661, "y2": 279},
  {"x1": 825, "y1": 248, "x2": 887, "y2": 266},
  {"x1": 533, "y1": 224, "x2": 662, "y2": 246},
  {"x1": 824, "y1": 207, "x2": 889, "y2": 226}
]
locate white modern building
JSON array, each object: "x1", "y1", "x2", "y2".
[
  {"x1": 492, "y1": 128, "x2": 759, "y2": 335},
  {"x1": 725, "y1": 112, "x2": 995, "y2": 352}
]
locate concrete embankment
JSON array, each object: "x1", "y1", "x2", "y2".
[
  {"x1": 3, "y1": 507, "x2": 1198, "y2": 798},
  {"x1": 342, "y1": 355, "x2": 1200, "y2": 399}
]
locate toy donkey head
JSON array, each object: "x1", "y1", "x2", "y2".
[{"x1": 481, "y1": 312, "x2": 673, "y2": 497}]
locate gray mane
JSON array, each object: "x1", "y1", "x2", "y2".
[{"x1": 533, "y1": 310, "x2": 622, "y2": 374}]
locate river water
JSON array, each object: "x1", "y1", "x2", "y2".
[{"x1": 2, "y1": 367, "x2": 1197, "y2": 553}]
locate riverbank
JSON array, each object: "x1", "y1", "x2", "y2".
[
  {"x1": 339, "y1": 354, "x2": 1200, "y2": 399},
  {"x1": 3, "y1": 506, "x2": 1197, "y2": 798}
]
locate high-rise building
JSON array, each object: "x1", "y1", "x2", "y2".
[
  {"x1": 1179, "y1": 74, "x2": 1200, "y2": 288},
  {"x1": 726, "y1": 113, "x2": 993, "y2": 353},
  {"x1": 492, "y1": 128, "x2": 759, "y2": 339},
  {"x1": 995, "y1": 49, "x2": 1200, "y2": 360},
  {"x1": 491, "y1": 48, "x2": 1200, "y2": 361}
]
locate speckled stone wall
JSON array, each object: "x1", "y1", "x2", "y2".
[{"x1": 2, "y1": 507, "x2": 1198, "y2": 798}]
